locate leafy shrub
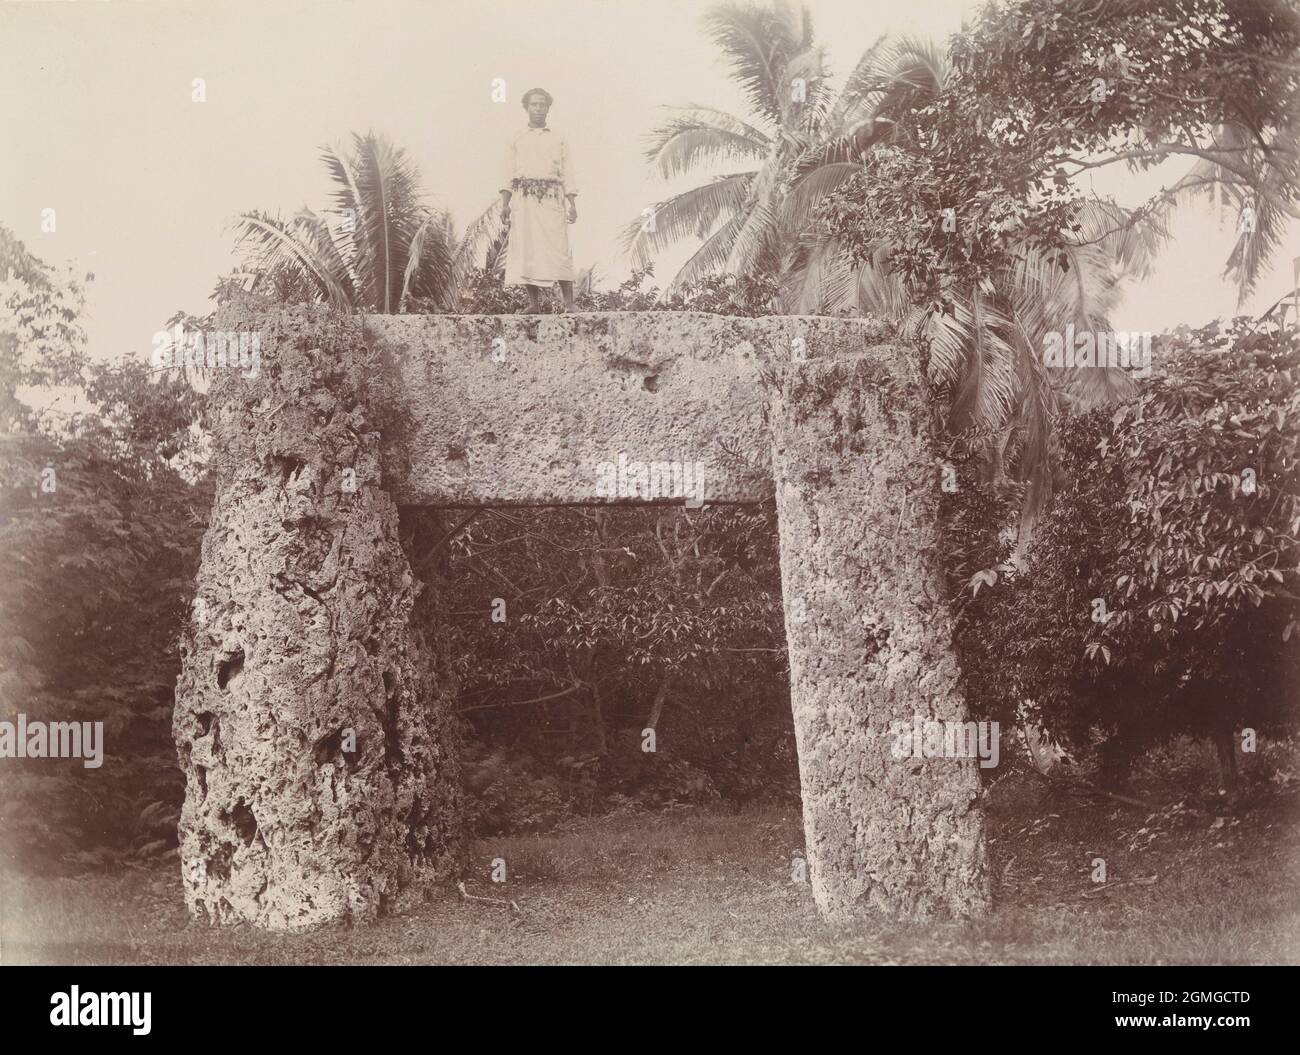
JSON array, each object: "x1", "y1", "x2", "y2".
[
  {"x1": 1, "y1": 227, "x2": 208, "y2": 873},
  {"x1": 951, "y1": 319, "x2": 1300, "y2": 783}
]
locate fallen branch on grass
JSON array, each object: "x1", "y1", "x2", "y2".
[
  {"x1": 1081, "y1": 876, "x2": 1159, "y2": 899},
  {"x1": 456, "y1": 682, "x2": 582, "y2": 715},
  {"x1": 457, "y1": 881, "x2": 521, "y2": 913}
]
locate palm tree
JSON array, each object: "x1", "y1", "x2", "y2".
[
  {"x1": 623, "y1": 0, "x2": 965, "y2": 289},
  {"x1": 228, "y1": 131, "x2": 504, "y2": 313},
  {"x1": 621, "y1": 1, "x2": 834, "y2": 288},
  {"x1": 1153, "y1": 118, "x2": 1300, "y2": 308},
  {"x1": 760, "y1": 34, "x2": 1182, "y2": 543},
  {"x1": 794, "y1": 144, "x2": 1166, "y2": 532},
  {"x1": 782, "y1": 32, "x2": 1300, "y2": 543},
  {"x1": 627, "y1": 3, "x2": 1295, "y2": 557},
  {"x1": 626, "y1": 12, "x2": 1136, "y2": 539}
]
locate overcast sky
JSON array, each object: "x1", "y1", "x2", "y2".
[{"x1": 1, "y1": 0, "x2": 1295, "y2": 364}]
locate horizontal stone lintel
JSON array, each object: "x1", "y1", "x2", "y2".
[{"x1": 368, "y1": 312, "x2": 894, "y2": 506}]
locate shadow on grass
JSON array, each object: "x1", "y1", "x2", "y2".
[{"x1": 3, "y1": 789, "x2": 1298, "y2": 965}]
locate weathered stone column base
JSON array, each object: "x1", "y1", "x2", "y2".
[
  {"x1": 174, "y1": 308, "x2": 464, "y2": 931},
  {"x1": 766, "y1": 351, "x2": 989, "y2": 921}
]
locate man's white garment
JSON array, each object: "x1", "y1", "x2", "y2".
[{"x1": 502, "y1": 126, "x2": 577, "y2": 286}]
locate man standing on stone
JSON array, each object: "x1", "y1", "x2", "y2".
[{"x1": 500, "y1": 88, "x2": 578, "y2": 313}]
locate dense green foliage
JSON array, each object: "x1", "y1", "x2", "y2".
[
  {"x1": 835, "y1": 0, "x2": 1300, "y2": 301},
  {"x1": 815, "y1": 0, "x2": 1299, "y2": 538},
  {"x1": 0, "y1": 226, "x2": 209, "y2": 871},
  {"x1": 949, "y1": 319, "x2": 1300, "y2": 780},
  {"x1": 450, "y1": 504, "x2": 798, "y2": 831}
]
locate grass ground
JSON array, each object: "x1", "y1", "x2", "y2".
[{"x1": 3, "y1": 766, "x2": 1299, "y2": 965}]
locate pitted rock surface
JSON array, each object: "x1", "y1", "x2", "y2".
[
  {"x1": 175, "y1": 305, "x2": 988, "y2": 928},
  {"x1": 765, "y1": 352, "x2": 989, "y2": 920},
  {"x1": 175, "y1": 306, "x2": 463, "y2": 930},
  {"x1": 371, "y1": 312, "x2": 891, "y2": 505}
]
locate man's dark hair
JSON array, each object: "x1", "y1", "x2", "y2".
[{"x1": 521, "y1": 88, "x2": 554, "y2": 108}]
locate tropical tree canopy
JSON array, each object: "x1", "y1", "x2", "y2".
[
  {"x1": 836, "y1": 0, "x2": 1299, "y2": 302},
  {"x1": 810, "y1": 0, "x2": 1299, "y2": 537},
  {"x1": 229, "y1": 131, "x2": 494, "y2": 313},
  {"x1": 623, "y1": 0, "x2": 886, "y2": 289}
]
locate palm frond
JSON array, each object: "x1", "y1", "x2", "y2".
[
  {"x1": 830, "y1": 34, "x2": 892, "y2": 127},
  {"x1": 1070, "y1": 199, "x2": 1167, "y2": 282},
  {"x1": 671, "y1": 216, "x2": 746, "y2": 287},
  {"x1": 642, "y1": 106, "x2": 770, "y2": 176},
  {"x1": 452, "y1": 200, "x2": 508, "y2": 303},
  {"x1": 927, "y1": 290, "x2": 1018, "y2": 432},
  {"x1": 291, "y1": 210, "x2": 360, "y2": 298},
  {"x1": 781, "y1": 227, "x2": 856, "y2": 313},
  {"x1": 784, "y1": 45, "x2": 833, "y2": 136},
  {"x1": 724, "y1": 192, "x2": 782, "y2": 277},
  {"x1": 781, "y1": 160, "x2": 860, "y2": 234},
  {"x1": 1003, "y1": 312, "x2": 1059, "y2": 544},
  {"x1": 855, "y1": 245, "x2": 915, "y2": 323},
  {"x1": 319, "y1": 142, "x2": 366, "y2": 283},
  {"x1": 350, "y1": 132, "x2": 427, "y2": 312},
  {"x1": 227, "y1": 210, "x2": 352, "y2": 310},
  {"x1": 701, "y1": 1, "x2": 809, "y2": 125},
  {"x1": 622, "y1": 174, "x2": 753, "y2": 266},
  {"x1": 1155, "y1": 122, "x2": 1300, "y2": 303},
  {"x1": 1004, "y1": 238, "x2": 1137, "y2": 411},
  {"x1": 400, "y1": 211, "x2": 455, "y2": 313},
  {"x1": 881, "y1": 36, "x2": 949, "y2": 94}
]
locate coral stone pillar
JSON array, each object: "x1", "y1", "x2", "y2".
[
  {"x1": 174, "y1": 306, "x2": 463, "y2": 930},
  {"x1": 765, "y1": 348, "x2": 989, "y2": 921}
]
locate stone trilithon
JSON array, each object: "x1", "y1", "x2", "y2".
[{"x1": 175, "y1": 305, "x2": 989, "y2": 929}]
